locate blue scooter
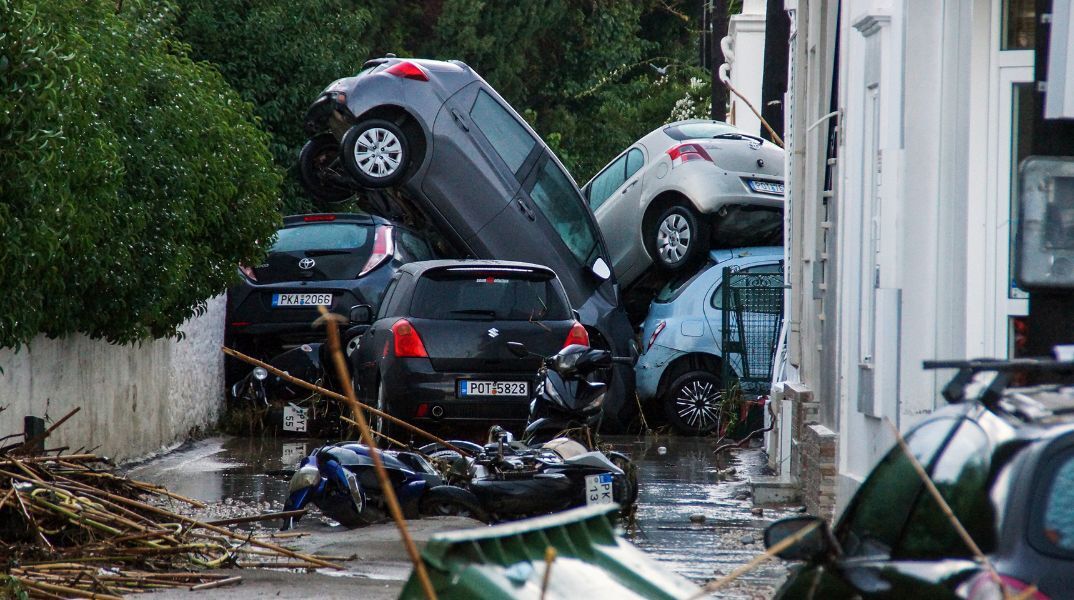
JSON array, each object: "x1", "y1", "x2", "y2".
[{"x1": 281, "y1": 442, "x2": 485, "y2": 529}]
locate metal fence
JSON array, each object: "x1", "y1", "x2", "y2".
[{"x1": 720, "y1": 264, "x2": 785, "y2": 396}]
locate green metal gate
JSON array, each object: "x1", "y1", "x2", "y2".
[{"x1": 720, "y1": 264, "x2": 785, "y2": 396}]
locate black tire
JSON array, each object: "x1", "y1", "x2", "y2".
[
  {"x1": 340, "y1": 119, "x2": 411, "y2": 188},
  {"x1": 419, "y1": 486, "x2": 489, "y2": 523},
  {"x1": 648, "y1": 203, "x2": 708, "y2": 271},
  {"x1": 608, "y1": 451, "x2": 639, "y2": 508},
  {"x1": 662, "y1": 370, "x2": 724, "y2": 435},
  {"x1": 298, "y1": 133, "x2": 355, "y2": 204}
]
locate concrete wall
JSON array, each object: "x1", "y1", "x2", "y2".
[{"x1": 0, "y1": 296, "x2": 225, "y2": 462}]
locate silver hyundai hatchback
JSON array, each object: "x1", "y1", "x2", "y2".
[{"x1": 582, "y1": 120, "x2": 785, "y2": 287}]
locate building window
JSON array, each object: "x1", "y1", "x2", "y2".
[
  {"x1": 1002, "y1": 0, "x2": 1036, "y2": 50},
  {"x1": 1010, "y1": 82, "x2": 1036, "y2": 299}
]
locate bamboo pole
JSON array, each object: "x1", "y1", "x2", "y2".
[
  {"x1": 319, "y1": 308, "x2": 438, "y2": 600},
  {"x1": 222, "y1": 346, "x2": 471, "y2": 457}
]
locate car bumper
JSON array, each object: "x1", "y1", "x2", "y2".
[
  {"x1": 634, "y1": 344, "x2": 685, "y2": 401},
  {"x1": 382, "y1": 359, "x2": 533, "y2": 426},
  {"x1": 227, "y1": 280, "x2": 378, "y2": 343}
]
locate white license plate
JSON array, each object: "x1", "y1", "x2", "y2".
[
  {"x1": 282, "y1": 404, "x2": 308, "y2": 432},
  {"x1": 748, "y1": 179, "x2": 785, "y2": 195},
  {"x1": 272, "y1": 293, "x2": 332, "y2": 307},
  {"x1": 585, "y1": 473, "x2": 615, "y2": 506},
  {"x1": 457, "y1": 380, "x2": 529, "y2": 397}
]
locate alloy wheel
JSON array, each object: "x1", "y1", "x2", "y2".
[
  {"x1": 352, "y1": 127, "x2": 403, "y2": 179},
  {"x1": 657, "y1": 213, "x2": 692, "y2": 264},
  {"x1": 674, "y1": 378, "x2": 722, "y2": 432}
]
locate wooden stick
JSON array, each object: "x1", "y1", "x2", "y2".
[
  {"x1": 189, "y1": 576, "x2": 243, "y2": 591},
  {"x1": 540, "y1": 546, "x2": 556, "y2": 600},
  {"x1": 206, "y1": 509, "x2": 306, "y2": 527},
  {"x1": 320, "y1": 307, "x2": 438, "y2": 600},
  {"x1": 14, "y1": 576, "x2": 124, "y2": 600},
  {"x1": 14, "y1": 407, "x2": 82, "y2": 454},
  {"x1": 341, "y1": 416, "x2": 408, "y2": 450},
  {"x1": 223, "y1": 346, "x2": 471, "y2": 457},
  {"x1": 688, "y1": 521, "x2": 819, "y2": 598}
]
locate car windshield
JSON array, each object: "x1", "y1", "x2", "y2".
[
  {"x1": 270, "y1": 223, "x2": 371, "y2": 253},
  {"x1": 411, "y1": 271, "x2": 570, "y2": 321},
  {"x1": 529, "y1": 159, "x2": 599, "y2": 266},
  {"x1": 665, "y1": 121, "x2": 740, "y2": 141}
]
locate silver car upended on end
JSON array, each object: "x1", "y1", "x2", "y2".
[{"x1": 582, "y1": 120, "x2": 785, "y2": 287}]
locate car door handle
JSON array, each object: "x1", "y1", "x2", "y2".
[
  {"x1": 517, "y1": 198, "x2": 536, "y2": 221},
  {"x1": 450, "y1": 109, "x2": 470, "y2": 132},
  {"x1": 622, "y1": 180, "x2": 638, "y2": 194}
]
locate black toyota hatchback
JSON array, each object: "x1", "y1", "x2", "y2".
[
  {"x1": 348, "y1": 260, "x2": 588, "y2": 437},
  {"x1": 766, "y1": 360, "x2": 1074, "y2": 599},
  {"x1": 225, "y1": 214, "x2": 433, "y2": 377}
]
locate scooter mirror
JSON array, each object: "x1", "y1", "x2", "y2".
[{"x1": 507, "y1": 341, "x2": 529, "y2": 358}]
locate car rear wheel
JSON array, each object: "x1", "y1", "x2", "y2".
[
  {"x1": 298, "y1": 133, "x2": 355, "y2": 204},
  {"x1": 341, "y1": 119, "x2": 410, "y2": 188},
  {"x1": 662, "y1": 370, "x2": 723, "y2": 435},
  {"x1": 650, "y1": 204, "x2": 708, "y2": 271}
]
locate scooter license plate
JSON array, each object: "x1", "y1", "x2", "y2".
[
  {"x1": 282, "y1": 404, "x2": 308, "y2": 432},
  {"x1": 585, "y1": 473, "x2": 615, "y2": 506}
]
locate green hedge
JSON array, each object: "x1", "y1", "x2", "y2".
[{"x1": 0, "y1": 0, "x2": 282, "y2": 349}]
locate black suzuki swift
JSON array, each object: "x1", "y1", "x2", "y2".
[{"x1": 348, "y1": 260, "x2": 588, "y2": 437}]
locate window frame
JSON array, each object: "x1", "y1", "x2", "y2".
[
  {"x1": 469, "y1": 88, "x2": 540, "y2": 179},
  {"x1": 524, "y1": 155, "x2": 601, "y2": 267}
]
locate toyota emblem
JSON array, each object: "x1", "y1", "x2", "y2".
[{"x1": 298, "y1": 257, "x2": 315, "y2": 270}]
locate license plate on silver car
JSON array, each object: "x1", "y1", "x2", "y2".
[
  {"x1": 457, "y1": 380, "x2": 529, "y2": 397},
  {"x1": 748, "y1": 179, "x2": 785, "y2": 195},
  {"x1": 272, "y1": 293, "x2": 332, "y2": 307}
]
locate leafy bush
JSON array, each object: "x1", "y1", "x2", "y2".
[{"x1": 0, "y1": 0, "x2": 281, "y2": 349}]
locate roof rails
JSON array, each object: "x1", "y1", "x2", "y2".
[{"x1": 924, "y1": 358, "x2": 1074, "y2": 411}]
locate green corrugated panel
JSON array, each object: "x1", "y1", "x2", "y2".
[{"x1": 399, "y1": 505, "x2": 701, "y2": 599}]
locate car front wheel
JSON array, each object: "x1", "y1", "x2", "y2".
[
  {"x1": 298, "y1": 132, "x2": 354, "y2": 204},
  {"x1": 341, "y1": 119, "x2": 411, "y2": 188},
  {"x1": 662, "y1": 370, "x2": 724, "y2": 435},
  {"x1": 650, "y1": 204, "x2": 708, "y2": 271}
]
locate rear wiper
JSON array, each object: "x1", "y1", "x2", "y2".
[
  {"x1": 712, "y1": 132, "x2": 765, "y2": 145},
  {"x1": 450, "y1": 309, "x2": 497, "y2": 319}
]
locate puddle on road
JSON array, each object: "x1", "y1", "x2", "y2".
[{"x1": 131, "y1": 434, "x2": 795, "y2": 597}]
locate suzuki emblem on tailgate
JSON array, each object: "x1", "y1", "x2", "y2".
[
  {"x1": 487, "y1": 328, "x2": 500, "y2": 338},
  {"x1": 298, "y1": 257, "x2": 315, "y2": 270}
]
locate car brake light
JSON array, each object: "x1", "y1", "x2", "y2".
[
  {"x1": 666, "y1": 143, "x2": 713, "y2": 167},
  {"x1": 239, "y1": 265, "x2": 258, "y2": 281},
  {"x1": 647, "y1": 321, "x2": 667, "y2": 350},
  {"x1": 303, "y1": 214, "x2": 336, "y2": 222},
  {"x1": 415, "y1": 403, "x2": 430, "y2": 418},
  {"x1": 961, "y1": 573, "x2": 1050, "y2": 600},
  {"x1": 563, "y1": 322, "x2": 590, "y2": 348},
  {"x1": 392, "y1": 319, "x2": 429, "y2": 358},
  {"x1": 385, "y1": 61, "x2": 429, "y2": 82},
  {"x1": 359, "y1": 225, "x2": 395, "y2": 277}
]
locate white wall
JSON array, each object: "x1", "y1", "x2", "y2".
[
  {"x1": 0, "y1": 296, "x2": 225, "y2": 462},
  {"x1": 729, "y1": 0, "x2": 769, "y2": 136}
]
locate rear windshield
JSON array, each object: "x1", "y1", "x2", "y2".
[
  {"x1": 270, "y1": 223, "x2": 371, "y2": 253},
  {"x1": 411, "y1": 271, "x2": 570, "y2": 321},
  {"x1": 664, "y1": 121, "x2": 739, "y2": 141},
  {"x1": 655, "y1": 262, "x2": 714, "y2": 304}
]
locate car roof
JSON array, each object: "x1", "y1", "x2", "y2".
[
  {"x1": 400, "y1": 259, "x2": 559, "y2": 279},
  {"x1": 281, "y1": 213, "x2": 384, "y2": 227}
]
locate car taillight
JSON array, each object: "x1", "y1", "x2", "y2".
[
  {"x1": 392, "y1": 319, "x2": 429, "y2": 358},
  {"x1": 960, "y1": 573, "x2": 1050, "y2": 600},
  {"x1": 647, "y1": 321, "x2": 667, "y2": 350},
  {"x1": 563, "y1": 322, "x2": 589, "y2": 348},
  {"x1": 385, "y1": 61, "x2": 429, "y2": 81},
  {"x1": 666, "y1": 143, "x2": 713, "y2": 167},
  {"x1": 239, "y1": 265, "x2": 258, "y2": 282},
  {"x1": 303, "y1": 214, "x2": 337, "y2": 222},
  {"x1": 359, "y1": 225, "x2": 394, "y2": 277}
]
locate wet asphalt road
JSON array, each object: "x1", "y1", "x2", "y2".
[{"x1": 129, "y1": 434, "x2": 793, "y2": 598}]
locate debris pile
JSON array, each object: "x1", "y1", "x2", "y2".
[{"x1": 0, "y1": 414, "x2": 340, "y2": 597}]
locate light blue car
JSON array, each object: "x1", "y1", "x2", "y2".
[{"x1": 636, "y1": 246, "x2": 783, "y2": 434}]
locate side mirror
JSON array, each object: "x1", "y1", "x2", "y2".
[
  {"x1": 506, "y1": 342, "x2": 529, "y2": 358},
  {"x1": 763, "y1": 516, "x2": 838, "y2": 562},
  {"x1": 349, "y1": 304, "x2": 373, "y2": 325},
  {"x1": 591, "y1": 257, "x2": 612, "y2": 281}
]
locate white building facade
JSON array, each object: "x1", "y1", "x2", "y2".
[{"x1": 775, "y1": 0, "x2": 1045, "y2": 517}]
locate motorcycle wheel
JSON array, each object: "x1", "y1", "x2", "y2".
[
  {"x1": 608, "y1": 452, "x2": 639, "y2": 508},
  {"x1": 298, "y1": 133, "x2": 355, "y2": 204},
  {"x1": 419, "y1": 486, "x2": 489, "y2": 523}
]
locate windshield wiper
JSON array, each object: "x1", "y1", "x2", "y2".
[
  {"x1": 712, "y1": 132, "x2": 765, "y2": 145},
  {"x1": 450, "y1": 309, "x2": 497, "y2": 319}
]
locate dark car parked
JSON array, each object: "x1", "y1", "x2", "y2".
[
  {"x1": 766, "y1": 361, "x2": 1074, "y2": 599},
  {"x1": 298, "y1": 56, "x2": 637, "y2": 429},
  {"x1": 225, "y1": 213, "x2": 433, "y2": 382},
  {"x1": 349, "y1": 260, "x2": 589, "y2": 437}
]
